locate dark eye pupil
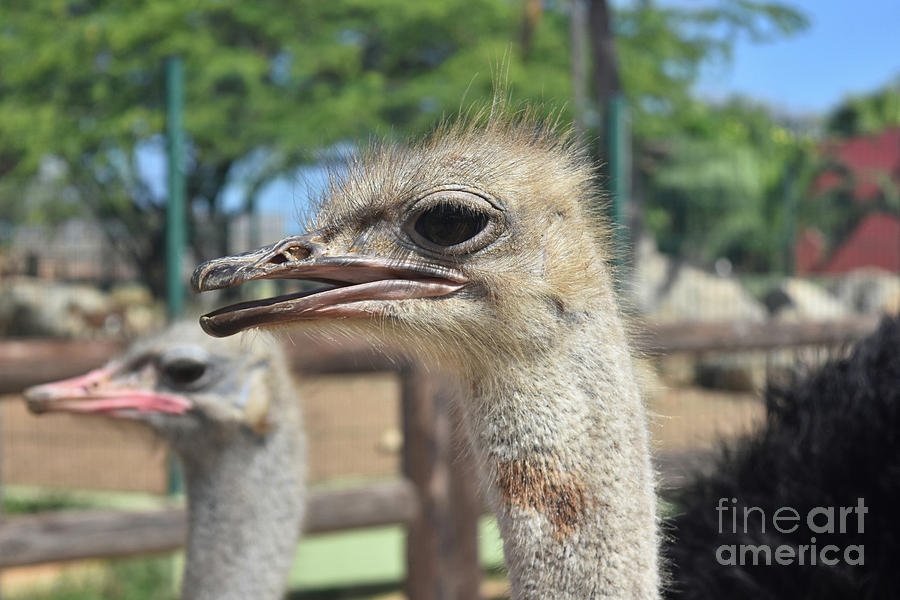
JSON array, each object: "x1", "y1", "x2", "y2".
[
  {"x1": 414, "y1": 203, "x2": 489, "y2": 247},
  {"x1": 163, "y1": 359, "x2": 207, "y2": 386}
]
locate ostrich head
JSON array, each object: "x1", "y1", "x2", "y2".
[
  {"x1": 192, "y1": 112, "x2": 615, "y2": 374},
  {"x1": 24, "y1": 324, "x2": 289, "y2": 451}
]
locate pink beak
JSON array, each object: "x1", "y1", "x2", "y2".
[{"x1": 25, "y1": 368, "x2": 191, "y2": 416}]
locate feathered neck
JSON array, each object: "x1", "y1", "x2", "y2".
[
  {"x1": 460, "y1": 305, "x2": 659, "y2": 599},
  {"x1": 178, "y1": 405, "x2": 305, "y2": 600}
]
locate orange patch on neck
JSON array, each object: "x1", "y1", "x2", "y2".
[{"x1": 495, "y1": 458, "x2": 591, "y2": 539}]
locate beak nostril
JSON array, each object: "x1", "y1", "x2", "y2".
[
  {"x1": 284, "y1": 245, "x2": 311, "y2": 262},
  {"x1": 267, "y1": 245, "x2": 310, "y2": 266},
  {"x1": 288, "y1": 246, "x2": 311, "y2": 261}
]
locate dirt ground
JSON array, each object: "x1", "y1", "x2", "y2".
[{"x1": 2, "y1": 372, "x2": 763, "y2": 494}]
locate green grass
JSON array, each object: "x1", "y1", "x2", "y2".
[
  {"x1": 3, "y1": 485, "x2": 174, "y2": 515},
  {"x1": 288, "y1": 517, "x2": 505, "y2": 590},
  {"x1": 5, "y1": 556, "x2": 176, "y2": 600},
  {"x1": 2, "y1": 493, "x2": 96, "y2": 515}
]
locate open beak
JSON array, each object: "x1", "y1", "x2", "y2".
[
  {"x1": 25, "y1": 368, "x2": 192, "y2": 416},
  {"x1": 191, "y1": 232, "x2": 467, "y2": 338}
]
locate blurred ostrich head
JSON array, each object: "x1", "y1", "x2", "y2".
[{"x1": 24, "y1": 323, "x2": 291, "y2": 451}]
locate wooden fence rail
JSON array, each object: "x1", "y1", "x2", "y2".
[
  {"x1": 637, "y1": 316, "x2": 880, "y2": 355},
  {"x1": 0, "y1": 481, "x2": 416, "y2": 568},
  {"x1": 0, "y1": 317, "x2": 881, "y2": 395}
]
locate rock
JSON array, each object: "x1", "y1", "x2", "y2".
[
  {"x1": 764, "y1": 278, "x2": 850, "y2": 321},
  {"x1": 109, "y1": 283, "x2": 154, "y2": 308},
  {"x1": 653, "y1": 269, "x2": 766, "y2": 323},
  {"x1": 630, "y1": 237, "x2": 766, "y2": 323},
  {"x1": 695, "y1": 353, "x2": 768, "y2": 392},
  {"x1": 122, "y1": 304, "x2": 165, "y2": 337},
  {"x1": 629, "y1": 236, "x2": 672, "y2": 315},
  {"x1": 0, "y1": 278, "x2": 109, "y2": 338},
  {"x1": 885, "y1": 289, "x2": 900, "y2": 315},
  {"x1": 631, "y1": 238, "x2": 768, "y2": 390},
  {"x1": 0, "y1": 277, "x2": 162, "y2": 338},
  {"x1": 832, "y1": 268, "x2": 900, "y2": 315}
]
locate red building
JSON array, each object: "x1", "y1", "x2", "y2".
[{"x1": 796, "y1": 128, "x2": 900, "y2": 275}]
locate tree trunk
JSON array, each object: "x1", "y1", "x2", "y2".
[
  {"x1": 587, "y1": 0, "x2": 621, "y2": 139},
  {"x1": 570, "y1": 0, "x2": 588, "y2": 141}
]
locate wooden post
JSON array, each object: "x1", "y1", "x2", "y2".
[
  {"x1": 401, "y1": 365, "x2": 446, "y2": 599},
  {"x1": 401, "y1": 368, "x2": 483, "y2": 599},
  {"x1": 446, "y1": 395, "x2": 483, "y2": 599}
]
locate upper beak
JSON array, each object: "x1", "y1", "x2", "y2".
[
  {"x1": 191, "y1": 232, "x2": 467, "y2": 338},
  {"x1": 25, "y1": 368, "x2": 191, "y2": 416}
]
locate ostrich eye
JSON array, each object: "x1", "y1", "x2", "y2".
[
  {"x1": 161, "y1": 358, "x2": 208, "y2": 387},
  {"x1": 413, "y1": 202, "x2": 489, "y2": 248}
]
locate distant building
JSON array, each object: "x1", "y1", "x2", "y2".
[
  {"x1": 813, "y1": 128, "x2": 900, "y2": 201},
  {"x1": 822, "y1": 213, "x2": 899, "y2": 274},
  {"x1": 3, "y1": 219, "x2": 137, "y2": 281},
  {"x1": 796, "y1": 128, "x2": 900, "y2": 275},
  {"x1": 2, "y1": 212, "x2": 286, "y2": 283}
]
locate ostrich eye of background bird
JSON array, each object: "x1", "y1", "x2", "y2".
[
  {"x1": 412, "y1": 202, "x2": 490, "y2": 248},
  {"x1": 160, "y1": 357, "x2": 208, "y2": 388}
]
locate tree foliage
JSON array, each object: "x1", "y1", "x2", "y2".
[
  {"x1": 642, "y1": 99, "x2": 817, "y2": 271},
  {"x1": 826, "y1": 77, "x2": 900, "y2": 137},
  {"x1": 617, "y1": 0, "x2": 807, "y2": 141},
  {"x1": 0, "y1": 0, "x2": 810, "y2": 291},
  {"x1": 0, "y1": 0, "x2": 570, "y2": 293},
  {"x1": 616, "y1": 1, "x2": 811, "y2": 271}
]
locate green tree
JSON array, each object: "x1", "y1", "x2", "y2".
[
  {"x1": 642, "y1": 99, "x2": 817, "y2": 271},
  {"x1": 0, "y1": 0, "x2": 571, "y2": 295},
  {"x1": 616, "y1": 0, "x2": 807, "y2": 141},
  {"x1": 826, "y1": 77, "x2": 900, "y2": 136},
  {"x1": 0, "y1": 0, "x2": 807, "y2": 292},
  {"x1": 611, "y1": 2, "x2": 812, "y2": 272}
]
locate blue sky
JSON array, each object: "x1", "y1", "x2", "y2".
[{"x1": 694, "y1": 0, "x2": 900, "y2": 114}]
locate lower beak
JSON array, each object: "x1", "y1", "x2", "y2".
[
  {"x1": 191, "y1": 233, "x2": 467, "y2": 338},
  {"x1": 25, "y1": 369, "x2": 191, "y2": 416}
]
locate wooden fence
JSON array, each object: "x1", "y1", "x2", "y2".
[{"x1": 0, "y1": 316, "x2": 881, "y2": 599}]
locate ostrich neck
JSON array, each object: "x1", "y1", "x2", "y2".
[
  {"x1": 464, "y1": 308, "x2": 659, "y2": 599},
  {"x1": 178, "y1": 415, "x2": 305, "y2": 600}
]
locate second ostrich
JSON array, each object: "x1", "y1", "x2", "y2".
[
  {"x1": 192, "y1": 110, "x2": 659, "y2": 598},
  {"x1": 666, "y1": 315, "x2": 900, "y2": 599},
  {"x1": 25, "y1": 323, "x2": 306, "y2": 600}
]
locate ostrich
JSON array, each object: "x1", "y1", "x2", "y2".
[
  {"x1": 24, "y1": 323, "x2": 306, "y2": 600},
  {"x1": 665, "y1": 315, "x2": 900, "y2": 600},
  {"x1": 191, "y1": 109, "x2": 659, "y2": 598}
]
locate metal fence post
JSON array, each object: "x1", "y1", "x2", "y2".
[
  {"x1": 164, "y1": 58, "x2": 186, "y2": 595},
  {"x1": 606, "y1": 94, "x2": 630, "y2": 270},
  {"x1": 165, "y1": 56, "x2": 186, "y2": 323}
]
